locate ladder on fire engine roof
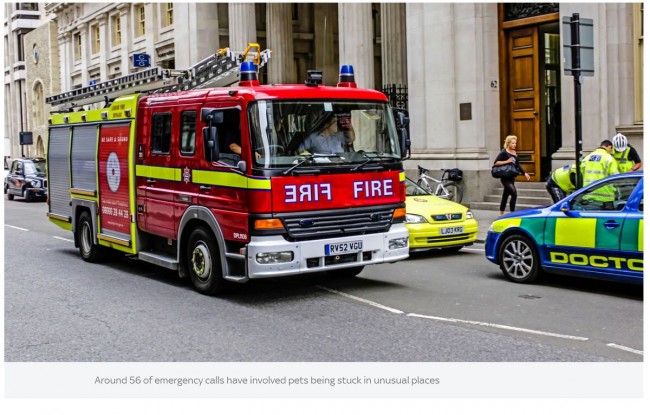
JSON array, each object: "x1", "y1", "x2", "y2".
[{"x1": 46, "y1": 43, "x2": 271, "y2": 112}]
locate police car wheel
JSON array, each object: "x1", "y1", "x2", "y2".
[
  {"x1": 498, "y1": 234, "x2": 541, "y2": 284},
  {"x1": 187, "y1": 227, "x2": 227, "y2": 295}
]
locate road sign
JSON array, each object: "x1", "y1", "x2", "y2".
[
  {"x1": 563, "y1": 15, "x2": 594, "y2": 76},
  {"x1": 132, "y1": 53, "x2": 151, "y2": 68}
]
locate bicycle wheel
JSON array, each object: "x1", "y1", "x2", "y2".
[{"x1": 442, "y1": 183, "x2": 463, "y2": 203}]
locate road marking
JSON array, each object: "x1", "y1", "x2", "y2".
[
  {"x1": 316, "y1": 286, "x2": 404, "y2": 314},
  {"x1": 407, "y1": 313, "x2": 589, "y2": 341},
  {"x1": 318, "y1": 286, "x2": 590, "y2": 341},
  {"x1": 606, "y1": 343, "x2": 643, "y2": 355},
  {"x1": 5, "y1": 224, "x2": 29, "y2": 231},
  {"x1": 53, "y1": 236, "x2": 74, "y2": 243}
]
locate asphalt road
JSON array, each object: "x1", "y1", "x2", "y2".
[{"x1": 4, "y1": 198, "x2": 643, "y2": 362}]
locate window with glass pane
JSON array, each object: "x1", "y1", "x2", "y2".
[
  {"x1": 136, "y1": 5, "x2": 146, "y2": 36},
  {"x1": 112, "y1": 15, "x2": 121, "y2": 46},
  {"x1": 164, "y1": 3, "x2": 173, "y2": 27},
  {"x1": 180, "y1": 111, "x2": 196, "y2": 155},
  {"x1": 151, "y1": 113, "x2": 172, "y2": 154},
  {"x1": 91, "y1": 25, "x2": 100, "y2": 54},
  {"x1": 73, "y1": 33, "x2": 81, "y2": 61},
  {"x1": 247, "y1": 100, "x2": 401, "y2": 168},
  {"x1": 571, "y1": 177, "x2": 641, "y2": 211}
]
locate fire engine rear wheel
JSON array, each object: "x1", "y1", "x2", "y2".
[
  {"x1": 78, "y1": 211, "x2": 107, "y2": 262},
  {"x1": 187, "y1": 227, "x2": 226, "y2": 295}
]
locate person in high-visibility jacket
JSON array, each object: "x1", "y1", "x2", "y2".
[
  {"x1": 545, "y1": 163, "x2": 578, "y2": 203},
  {"x1": 580, "y1": 140, "x2": 620, "y2": 207},
  {"x1": 611, "y1": 133, "x2": 642, "y2": 172}
]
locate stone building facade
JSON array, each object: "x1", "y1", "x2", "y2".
[
  {"x1": 24, "y1": 20, "x2": 60, "y2": 158},
  {"x1": 5, "y1": 3, "x2": 643, "y2": 204},
  {"x1": 3, "y1": 3, "x2": 46, "y2": 163}
]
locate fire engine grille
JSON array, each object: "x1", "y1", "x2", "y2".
[{"x1": 283, "y1": 207, "x2": 394, "y2": 240}]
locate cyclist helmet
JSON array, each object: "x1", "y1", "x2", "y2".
[{"x1": 612, "y1": 133, "x2": 628, "y2": 152}]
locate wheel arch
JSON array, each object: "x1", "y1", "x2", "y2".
[
  {"x1": 494, "y1": 227, "x2": 539, "y2": 266},
  {"x1": 71, "y1": 199, "x2": 99, "y2": 248},
  {"x1": 177, "y1": 206, "x2": 229, "y2": 279}
]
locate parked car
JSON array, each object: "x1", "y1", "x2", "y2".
[
  {"x1": 404, "y1": 177, "x2": 478, "y2": 252},
  {"x1": 4, "y1": 157, "x2": 47, "y2": 202},
  {"x1": 485, "y1": 172, "x2": 643, "y2": 285}
]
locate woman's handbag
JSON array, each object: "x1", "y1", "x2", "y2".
[{"x1": 491, "y1": 163, "x2": 519, "y2": 179}]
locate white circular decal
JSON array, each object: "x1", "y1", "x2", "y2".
[{"x1": 106, "y1": 152, "x2": 121, "y2": 192}]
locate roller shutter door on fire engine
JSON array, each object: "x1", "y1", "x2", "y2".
[{"x1": 48, "y1": 126, "x2": 72, "y2": 219}]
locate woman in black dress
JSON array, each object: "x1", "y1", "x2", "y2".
[{"x1": 493, "y1": 135, "x2": 530, "y2": 216}]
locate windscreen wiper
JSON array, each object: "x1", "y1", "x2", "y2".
[
  {"x1": 282, "y1": 153, "x2": 345, "y2": 175},
  {"x1": 351, "y1": 151, "x2": 396, "y2": 171},
  {"x1": 282, "y1": 154, "x2": 315, "y2": 175}
]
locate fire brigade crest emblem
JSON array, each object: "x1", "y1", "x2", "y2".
[{"x1": 183, "y1": 167, "x2": 191, "y2": 184}]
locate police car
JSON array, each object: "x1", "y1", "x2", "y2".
[{"x1": 485, "y1": 172, "x2": 643, "y2": 285}]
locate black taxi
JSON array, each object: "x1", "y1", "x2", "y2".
[{"x1": 4, "y1": 157, "x2": 47, "y2": 202}]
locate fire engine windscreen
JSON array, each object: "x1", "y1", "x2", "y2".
[{"x1": 248, "y1": 100, "x2": 401, "y2": 167}]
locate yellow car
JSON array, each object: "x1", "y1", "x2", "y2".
[{"x1": 405, "y1": 178, "x2": 478, "y2": 252}]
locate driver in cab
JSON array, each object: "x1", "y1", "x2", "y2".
[{"x1": 298, "y1": 113, "x2": 355, "y2": 154}]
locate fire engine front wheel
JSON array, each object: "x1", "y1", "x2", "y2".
[{"x1": 187, "y1": 227, "x2": 226, "y2": 295}]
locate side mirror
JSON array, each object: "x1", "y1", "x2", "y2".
[
  {"x1": 560, "y1": 201, "x2": 578, "y2": 217},
  {"x1": 400, "y1": 128, "x2": 411, "y2": 160},
  {"x1": 393, "y1": 108, "x2": 410, "y2": 127},
  {"x1": 201, "y1": 108, "x2": 224, "y2": 124},
  {"x1": 203, "y1": 126, "x2": 219, "y2": 162}
]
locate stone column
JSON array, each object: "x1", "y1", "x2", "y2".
[
  {"x1": 57, "y1": 33, "x2": 71, "y2": 91},
  {"x1": 97, "y1": 14, "x2": 108, "y2": 80},
  {"x1": 78, "y1": 23, "x2": 89, "y2": 85},
  {"x1": 228, "y1": 3, "x2": 256, "y2": 51},
  {"x1": 380, "y1": 3, "x2": 407, "y2": 87},
  {"x1": 314, "y1": 3, "x2": 338, "y2": 85},
  {"x1": 338, "y1": 3, "x2": 374, "y2": 89},
  {"x1": 404, "y1": 2, "x2": 496, "y2": 204},
  {"x1": 266, "y1": 3, "x2": 294, "y2": 83},
  {"x1": 174, "y1": 3, "x2": 220, "y2": 68},
  {"x1": 144, "y1": 4, "x2": 156, "y2": 63},
  {"x1": 117, "y1": 6, "x2": 130, "y2": 76}
]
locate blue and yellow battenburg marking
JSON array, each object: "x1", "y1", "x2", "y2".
[
  {"x1": 492, "y1": 215, "x2": 643, "y2": 271},
  {"x1": 548, "y1": 251, "x2": 643, "y2": 271}
]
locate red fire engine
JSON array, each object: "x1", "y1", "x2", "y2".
[{"x1": 46, "y1": 44, "x2": 411, "y2": 295}]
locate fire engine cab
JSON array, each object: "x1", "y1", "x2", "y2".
[{"x1": 46, "y1": 44, "x2": 411, "y2": 295}]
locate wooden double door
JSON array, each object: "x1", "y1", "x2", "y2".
[{"x1": 500, "y1": 11, "x2": 560, "y2": 181}]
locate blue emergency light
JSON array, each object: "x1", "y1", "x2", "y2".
[
  {"x1": 337, "y1": 65, "x2": 357, "y2": 87},
  {"x1": 240, "y1": 61, "x2": 258, "y2": 83}
]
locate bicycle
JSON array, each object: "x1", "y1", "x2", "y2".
[{"x1": 416, "y1": 165, "x2": 464, "y2": 203}]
